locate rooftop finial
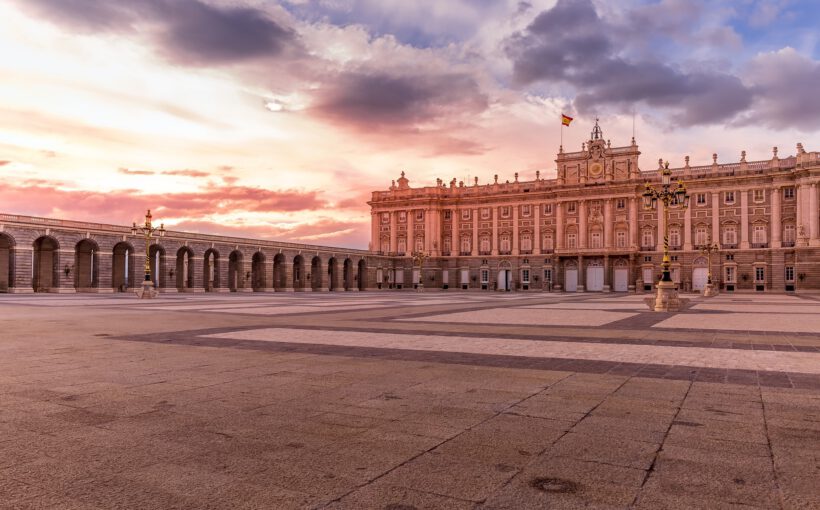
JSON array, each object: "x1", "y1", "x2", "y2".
[{"x1": 591, "y1": 117, "x2": 603, "y2": 140}]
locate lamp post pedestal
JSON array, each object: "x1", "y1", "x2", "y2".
[
  {"x1": 135, "y1": 279, "x2": 158, "y2": 299},
  {"x1": 645, "y1": 280, "x2": 689, "y2": 311},
  {"x1": 703, "y1": 282, "x2": 719, "y2": 297}
]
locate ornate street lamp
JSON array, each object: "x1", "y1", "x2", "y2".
[
  {"x1": 643, "y1": 162, "x2": 690, "y2": 311},
  {"x1": 411, "y1": 250, "x2": 427, "y2": 292},
  {"x1": 698, "y1": 237, "x2": 720, "y2": 296},
  {"x1": 131, "y1": 209, "x2": 166, "y2": 298}
]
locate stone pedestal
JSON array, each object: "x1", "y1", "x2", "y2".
[
  {"x1": 135, "y1": 281, "x2": 158, "y2": 299},
  {"x1": 416, "y1": 283, "x2": 424, "y2": 293},
  {"x1": 645, "y1": 280, "x2": 689, "y2": 311},
  {"x1": 702, "y1": 282, "x2": 719, "y2": 297}
]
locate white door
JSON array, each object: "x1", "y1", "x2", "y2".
[
  {"x1": 412, "y1": 269, "x2": 420, "y2": 285},
  {"x1": 613, "y1": 268, "x2": 628, "y2": 292},
  {"x1": 586, "y1": 267, "x2": 604, "y2": 291},
  {"x1": 642, "y1": 267, "x2": 654, "y2": 286},
  {"x1": 497, "y1": 270, "x2": 508, "y2": 291},
  {"x1": 460, "y1": 269, "x2": 469, "y2": 287},
  {"x1": 565, "y1": 269, "x2": 578, "y2": 292},
  {"x1": 442, "y1": 270, "x2": 449, "y2": 285},
  {"x1": 395, "y1": 270, "x2": 404, "y2": 284},
  {"x1": 692, "y1": 267, "x2": 708, "y2": 291}
]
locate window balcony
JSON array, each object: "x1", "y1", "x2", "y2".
[
  {"x1": 520, "y1": 250, "x2": 532, "y2": 255},
  {"x1": 641, "y1": 245, "x2": 656, "y2": 251},
  {"x1": 670, "y1": 245, "x2": 682, "y2": 251},
  {"x1": 722, "y1": 244, "x2": 738, "y2": 250},
  {"x1": 782, "y1": 241, "x2": 795, "y2": 248},
  {"x1": 499, "y1": 250, "x2": 512, "y2": 256},
  {"x1": 541, "y1": 249, "x2": 554, "y2": 254},
  {"x1": 751, "y1": 243, "x2": 769, "y2": 249},
  {"x1": 479, "y1": 251, "x2": 491, "y2": 256},
  {"x1": 441, "y1": 251, "x2": 451, "y2": 256},
  {"x1": 459, "y1": 251, "x2": 472, "y2": 256}
]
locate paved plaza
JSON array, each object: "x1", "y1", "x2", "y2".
[{"x1": 1, "y1": 291, "x2": 819, "y2": 509}]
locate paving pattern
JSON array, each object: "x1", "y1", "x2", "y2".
[{"x1": 1, "y1": 290, "x2": 819, "y2": 509}]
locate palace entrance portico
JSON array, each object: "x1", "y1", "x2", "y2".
[{"x1": 554, "y1": 253, "x2": 633, "y2": 293}]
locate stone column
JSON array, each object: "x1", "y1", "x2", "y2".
[
  {"x1": 629, "y1": 197, "x2": 638, "y2": 248},
  {"x1": 740, "y1": 190, "x2": 750, "y2": 249},
  {"x1": 452, "y1": 208, "x2": 459, "y2": 257},
  {"x1": 683, "y1": 202, "x2": 692, "y2": 251},
  {"x1": 389, "y1": 211, "x2": 398, "y2": 254},
  {"x1": 534, "y1": 203, "x2": 542, "y2": 255},
  {"x1": 512, "y1": 205, "x2": 519, "y2": 255},
  {"x1": 578, "y1": 201, "x2": 587, "y2": 249},
  {"x1": 556, "y1": 202, "x2": 564, "y2": 250},
  {"x1": 603, "y1": 199, "x2": 613, "y2": 248},
  {"x1": 603, "y1": 255, "x2": 610, "y2": 292},
  {"x1": 491, "y1": 206, "x2": 499, "y2": 256},
  {"x1": 432, "y1": 208, "x2": 442, "y2": 256},
  {"x1": 810, "y1": 182, "x2": 820, "y2": 245},
  {"x1": 711, "y1": 192, "x2": 720, "y2": 244},
  {"x1": 771, "y1": 186, "x2": 782, "y2": 248},
  {"x1": 11, "y1": 246, "x2": 33, "y2": 293},
  {"x1": 191, "y1": 254, "x2": 205, "y2": 292},
  {"x1": 472, "y1": 208, "x2": 479, "y2": 256},
  {"x1": 407, "y1": 209, "x2": 414, "y2": 256},
  {"x1": 577, "y1": 254, "x2": 585, "y2": 292},
  {"x1": 371, "y1": 212, "x2": 378, "y2": 253},
  {"x1": 284, "y1": 262, "x2": 295, "y2": 292}
]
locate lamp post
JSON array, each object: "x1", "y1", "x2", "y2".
[
  {"x1": 642, "y1": 162, "x2": 690, "y2": 311},
  {"x1": 698, "y1": 237, "x2": 720, "y2": 297},
  {"x1": 131, "y1": 209, "x2": 166, "y2": 298},
  {"x1": 411, "y1": 250, "x2": 427, "y2": 292}
]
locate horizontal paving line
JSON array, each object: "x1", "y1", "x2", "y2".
[{"x1": 115, "y1": 332, "x2": 820, "y2": 390}]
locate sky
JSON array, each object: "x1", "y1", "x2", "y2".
[{"x1": 1, "y1": 0, "x2": 819, "y2": 249}]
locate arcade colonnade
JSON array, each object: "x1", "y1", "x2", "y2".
[{"x1": 0, "y1": 214, "x2": 381, "y2": 293}]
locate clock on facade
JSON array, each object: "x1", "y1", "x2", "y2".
[{"x1": 589, "y1": 163, "x2": 603, "y2": 178}]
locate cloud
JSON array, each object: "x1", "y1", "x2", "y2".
[
  {"x1": 505, "y1": 0, "x2": 753, "y2": 126},
  {"x1": 14, "y1": 0, "x2": 300, "y2": 66},
  {"x1": 170, "y1": 217, "x2": 369, "y2": 248},
  {"x1": 0, "y1": 161, "x2": 10, "y2": 167},
  {"x1": 161, "y1": 169, "x2": 211, "y2": 178},
  {"x1": 118, "y1": 167, "x2": 155, "y2": 175}
]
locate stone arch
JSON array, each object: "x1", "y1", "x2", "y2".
[
  {"x1": 228, "y1": 250, "x2": 243, "y2": 292},
  {"x1": 357, "y1": 258, "x2": 367, "y2": 291},
  {"x1": 0, "y1": 232, "x2": 16, "y2": 292},
  {"x1": 204, "y1": 248, "x2": 220, "y2": 291},
  {"x1": 112, "y1": 241, "x2": 136, "y2": 292},
  {"x1": 327, "y1": 257, "x2": 338, "y2": 291},
  {"x1": 310, "y1": 256, "x2": 322, "y2": 291},
  {"x1": 273, "y1": 253, "x2": 286, "y2": 291},
  {"x1": 74, "y1": 239, "x2": 100, "y2": 291},
  {"x1": 176, "y1": 246, "x2": 194, "y2": 291},
  {"x1": 148, "y1": 244, "x2": 167, "y2": 289},
  {"x1": 292, "y1": 254, "x2": 305, "y2": 290},
  {"x1": 693, "y1": 256, "x2": 708, "y2": 266},
  {"x1": 33, "y1": 235, "x2": 60, "y2": 292},
  {"x1": 343, "y1": 258, "x2": 353, "y2": 290},
  {"x1": 251, "y1": 251, "x2": 266, "y2": 291}
]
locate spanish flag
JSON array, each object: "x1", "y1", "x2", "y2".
[{"x1": 561, "y1": 114, "x2": 573, "y2": 126}]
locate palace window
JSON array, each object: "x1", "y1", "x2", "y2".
[
  {"x1": 444, "y1": 210, "x2": 451, "y2": 221},
  {"x1": 723, "y1": 226, "x2": 737, "y2": 246},
  {"x1": 695, "y1": 227, "x2": 708, "y2": 246},
  {"x1": 542, "y1": 234, "x2": 554, "y2": 251},
  {"x1": 616, "y1": 231, "x2": 626, "y2": 248},
  {"x1": 481, "y1": 208, "x2": 490, "y2": 220},
  {"x1": 567, "y1": 202, "x2": 577, "y2": 214},
  {"x1": 753, "y1": 189, "x2": 764, "y2": 203},
  {"x1": 500, "y1": 206, "x2": 511, "y2": 218},
  {"x1": 521, "y1": 205, "x2": 531, "y2": 217},
  {"x1": 397, "y1": 238, "x2": 406, "y2": 254},
  {"x1": 784, "y1": 187, "x2": 795, "y2": 199},
  {"x1": 543, "y1": 204, "x2": 552, "y2": 215},
  {"x1": 755, "y1": 267, "x2": 765, "y2": 282},
  {"x1": 480, "y1": 269, "x2": 489, "y2": 284},
  {"x1": 460, "y1": 237, "x2": 471, "y2": 254},
  {"x1": 381, "y1": 212, "x2": 389, "y2": 223},
  {"x1": 616, "y1": 198, "x2": 626, "y2": 209},
  {"x1": 479, "y1": 236, "x2": 491, "y2": 253},
  {"x1": 783, "y1": 224, "x2": 796, "y2": 243},
  {"x1": 785, "y1": 266, "x2": 795, "y2": 282},
  {"x1": 521, "y1": 233, "x2": 532, "y2": 252},
  {"x1": 724, "y1": 191, "x2": 735, "y2": 205},
  {"x1": 522, "y1": 269, "x2": 530, "y2": 284},
  {"x1": 641, "y1": 229, "x2": 654, "y2": 249},
  {"x1": 590, "y1": 231, "x2": 602, "y2": 249},
  {"x1": 461, "y1": 209, "x2": 471, "y2": 220},
  {"x1": 398, "y1": 211, "x2": 406, "y2": 222},
  {"x1": 500, "y1": 234, "x2": 511, "y2": 253},
  {"x1": 726, "y1": 253, "x2": 734, "y2": 261},
  {"x1": 726, "y1": 266, "x2": 736, "y2": 283},
  {"x1": 415, "y1": 210, "x2": 424, "y2": 222},
  {"x1": 414, "y1": 237, "x2": 424, "y2": 252},
  {"x1": 696, "y1": 193, "x2": 707, "y2": 206},
  {"x1": 544, "y1": 268, "x2": 552, "y2": 283},
  {"x1": 380, "y1": 238, "x2": 389, "y2": 252},
  {"x1": 442, "y1": 237, "x2": 451, "y2": 253},
  {"x1": 669, "y1": 228, "x2": 680, "y2": 248},
  {"x1": 753, "y1": 225, "x2": 767, "y2": 244},
  {"x1": 567, "y1": 233, "x2": 577, "y2": 249}
]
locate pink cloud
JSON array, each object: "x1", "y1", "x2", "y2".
[
  {"x1": 118, "y1": 167, "x2": 155, "y2": 175},
  {"x1": 161, "y1": 169, "x2": 211, "y2": 177}
]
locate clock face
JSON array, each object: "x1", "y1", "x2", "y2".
[{"x1": 589, "y1": 163, "x2": 603, "y2": 178}]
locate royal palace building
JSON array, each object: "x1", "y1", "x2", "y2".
[{"x1": 368, "y1": 121, "x2": 820, "y2": 293}]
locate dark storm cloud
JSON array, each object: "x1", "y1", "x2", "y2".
[
  {"x1": 14, "y1": 0, "x2": 298, "y2": 65},
  {"x1": 505, "y1": 0, "x2": 753, "y2": 126},
  {"x1": 311, "y1": 71, "x2": 488, "y2": 130}
]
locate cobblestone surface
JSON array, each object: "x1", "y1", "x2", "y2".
[{"x1": 1, "y1": 291, "x2": 818, "y2": 509}]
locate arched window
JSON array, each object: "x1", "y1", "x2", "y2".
[
  {"x1": 442, "y1": 237, "x2": 451, "y2": 254},
  {"x1": 397, "y1": 238, "x2": 407, "y2": 254},
  {"x1": 414, "y1": 237, "x2": 424, "y2": 252},
  {"x1": 480, "y1": 236, "x2": 490, "y2": 254},
  {"x1": 520, "y1": 233, "x2": 532, "y2": 252},
  {"x1": 669, "y1": 227, "x2": 680, "y2": 248},
  {"x1": 567, "y1": 232, "x2": 577, "y2": 249},
  {"x1": 590, "y1": 230, "x2": 602, "y2": 249},
  {"x1": 694, "y1": 227, "x2": 708, "y2": 246},
  {"x1": 616, "y1": 230, "x2": 627, "y2": 248},
  {"x1": 461, "y1": 236, "x2": 471, "y2": 254},
  {"x1": 641, "y1": 229, "x2": 654, "y2": 249},
  {"x1": 753, "y1": 224, "x2": 767, "y2": 245},
  {"x1": 500, "y1": 234, "x2": 511, "y2": 253},
  {"x1": 783, "y1": 224, "x2": 796, "y2": 243},
  {"x1": 723, "y1": 225, "x2": 737, "y2": 246},
  {"x1": 542, "y1": 234, "x2": 554, "y2": 251}
]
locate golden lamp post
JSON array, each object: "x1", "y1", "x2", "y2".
[
  {"x1": 698, "y1": 237, "x2": 720, "y2": 297},
  {"x1": 411, "y1": 250, "x2": 427, "y2": 292},
  {"x1": 131, "y1": 209, "x2": 166, "y2": 298},
  {"x1": 642, "y1": 162, "x2": 690, "y2": 311}
]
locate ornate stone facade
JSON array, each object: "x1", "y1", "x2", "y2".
[
  {"x1": 369, "y1": 122, "x2": 820, "y2": 293},
  {"x1": 0, "y1": 214, "x2": 389, "y2": 293}
]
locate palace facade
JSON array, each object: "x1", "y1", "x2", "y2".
[{"x1": 368, "y1": 121, "x2": 820, "y2": 293}]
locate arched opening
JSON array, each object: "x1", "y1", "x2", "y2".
[
  {"x1": 112, "y1": 242, "x2": 136, "y2": 292},
  {"x1": 343, "y1": 258, "x2": 353, "y2": 291},
  {"x1": 293, "y1": 255, "x2": 305, "y2": 291},
  {"x1": 0, "y1": 233, "x2": 15, "y2": 292},
  {"x1": 228, "y1": 250, "x2": 243, "y2": 292},
  {"x1": 33, "y1": 236, "x2": 59, "y2": 292},
  {"x1": 176, "y1": 247, "x2": 194, "y2": 292},
  {"x1": 357, "y1": 259, "x2": 367, "y2": 291},
  {"x1": 251, "y1": 252, "x2": 266, "y2": 291},
  {"x1": 204, "y1": 249, "x2": 220, "y2": 292},
  {"x1": 273, "y1": 253, "x2": 286, "y2": 291},
  {"x1": 327, "y1": 257, "x2": 338, "y2": 291},
  {"x1": 74, "y1": 239, "x2": 100, "y2": 291},
  {"x1": 148, "y1": 244, "x2": 166, "y2": 289},
  {"x1": 310, "y1": 256, "x2": 322, "y2": 291}
]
